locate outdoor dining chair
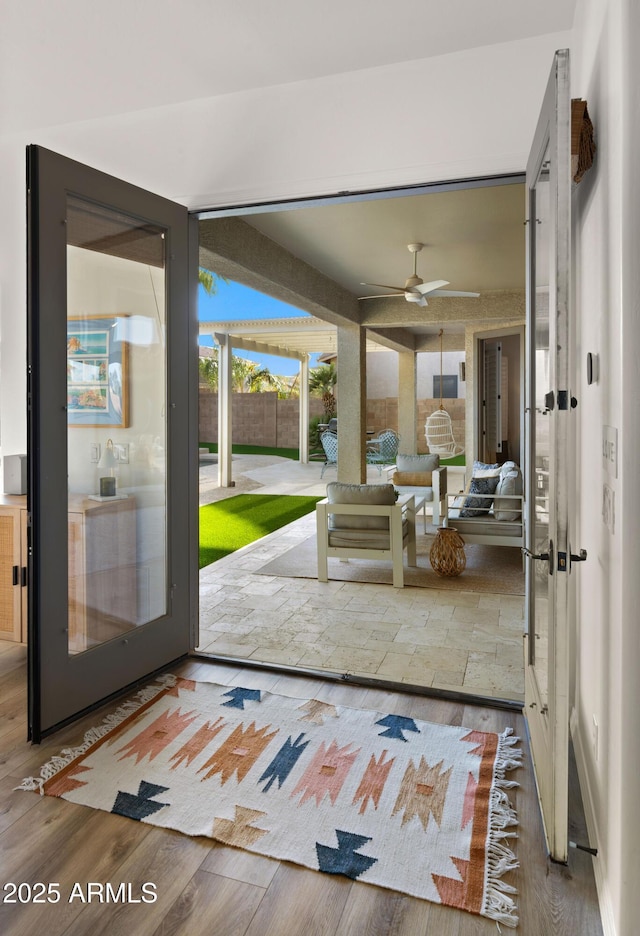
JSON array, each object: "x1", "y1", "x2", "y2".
[
  {"x1": 366, "y1": 429, "x2": 399, "y2": 474},
  {"x1": 319, "y1": 430, "x2": 338, "y2": 478}
]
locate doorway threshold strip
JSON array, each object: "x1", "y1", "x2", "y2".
[{"x1": 18, "y1": 675, "x2": 522, "y2": 928}]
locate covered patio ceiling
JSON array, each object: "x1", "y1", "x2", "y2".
[
  {"x1": 198, "y1": 178, "x2": 526, "y2": 358},
  {"x1": 198, "y1": 177, "x2": 527, "y2": 486}
]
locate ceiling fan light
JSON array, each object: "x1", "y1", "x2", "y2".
[{"x1": 405, "y1": 292, "x2": 424, "y2": 304}]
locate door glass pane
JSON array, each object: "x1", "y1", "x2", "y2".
[
  {"x1": 66, "y1": 196, "x2": 167, "y2": 654},
  {"x1": 532, "y1": 144, "x2": 551, "y2": 707}
]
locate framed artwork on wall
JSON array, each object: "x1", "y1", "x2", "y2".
[{"x1": 67, "y1": 316, "x2": 129, "y2": 427}]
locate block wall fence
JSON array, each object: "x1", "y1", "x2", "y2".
[{"x1": 199, "y1": 389, "x2": 465, "y2": 454}]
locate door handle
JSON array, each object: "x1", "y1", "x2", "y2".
[{"x1": 558, "y1": 548, "x2": 588, "y2": 572}]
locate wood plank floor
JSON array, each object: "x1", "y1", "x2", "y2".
[{"x1": 0, "y1": 641, "x2": 603, "y2": 935}]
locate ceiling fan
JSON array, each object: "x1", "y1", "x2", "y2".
[{"x1": 359, "y1": 243, "x2": 480, "y2": 307}]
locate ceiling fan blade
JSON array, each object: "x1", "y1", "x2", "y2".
[
  {"x1": 358, "y1": 293, "x2": 404, "y2": 300},
  {"x1": 360, "y1": 281, "x2": 407, "y2": 292},
  {"x1": 428, "y1": 289, "x2": 481, "y2": 298},
  {"x1": 405, "y1": 293, "x2": 428, "y2": 307},
  {"x1": 413, "y1": 279, "x2": 450, "y2": 295}
]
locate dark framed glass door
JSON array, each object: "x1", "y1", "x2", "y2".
[{"x1": 27, "y1": 146, "x2": 198, "y2": 739}]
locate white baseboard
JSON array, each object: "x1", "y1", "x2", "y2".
[{"x1": 570, "y1": 710, "x2": 617, "y2": 936}]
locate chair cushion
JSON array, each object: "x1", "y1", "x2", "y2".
[
  {"x1": 326, "y1": 482, "x2": 396, "y2": 530},
  {"x1": 396, "y1": 453, "x2": 439, "y2": 473},
  {"x1": 460, "y1": 475, "x2": 500, "y2": 517},
  {"x1": 445, "y1": 515, "x2": 523, "y2": 537},
  {"x1": 327, "y1": 519, "x2": 409, "y2": 550},
  {"x1": 392, "y1": 471, "x2": 433, "y2": 487},
  {"x1": 493, "y1": 467, "x2": 523, "y2": 520}
]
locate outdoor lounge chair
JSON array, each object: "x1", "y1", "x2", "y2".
[{"x1": 316, "y1": 482, "x2": 417, "y2": 588}]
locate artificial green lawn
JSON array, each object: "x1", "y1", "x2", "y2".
[
  {"x1": 199, "y1": 494, "x2": 322, "y2": 569},
  {"x1": 200, "y1": 442, "x2": 300, "y2": 460}
]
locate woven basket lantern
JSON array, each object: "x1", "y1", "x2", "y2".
[{"x1": 430, "y1": 526, "x2": 466, "y2": 577}]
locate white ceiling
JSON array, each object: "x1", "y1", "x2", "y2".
[
  {"x1": 4, "y1": 2, "x2": 564, "y2": 352},
  {"x1": 2, "y1": 1, "x2": 576, "y2": 134}
]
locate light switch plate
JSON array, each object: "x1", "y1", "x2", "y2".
[
  {"x1": 602, "y1": 426, "x2": 618, "y2": 478},
  {"x1": 114, "y1": 442, "x2": 129, "y2": 464},
  {"x1": 602, "y1": 483, "x2": 615, "y2": 533}
]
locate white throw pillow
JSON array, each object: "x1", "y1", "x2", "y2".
[{"x1": 493, "y1": 469, "x2": 522, "y2": 521}]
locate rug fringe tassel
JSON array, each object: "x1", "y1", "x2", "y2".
[
  {"x1": 482, "y1": 728, "x2": 522, "y2": 929},
  {"x1": 14, "y1": 674, "x2": 176, "y2": 795}
]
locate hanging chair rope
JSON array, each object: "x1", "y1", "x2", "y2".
[
  {"x1": 438, "y1": 328, "x2": 444, "y2": 411},
  {"x1": 425, "y1": 329, "x2": 464, "y2": 456}
]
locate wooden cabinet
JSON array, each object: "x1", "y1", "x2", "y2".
[
  {"x1": 0, "y1": 496, "x2": 28, "y2": 643},
  {"x1": 68, "y1": 495, "x2": 137, "y2": 654},
  {"x1": 0, "y1": 493, "x2": 137, "y2": 651}
]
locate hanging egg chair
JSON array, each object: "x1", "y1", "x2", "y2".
[{"x1": 425, "y1": 329, "x2": 464, "y2": 457}]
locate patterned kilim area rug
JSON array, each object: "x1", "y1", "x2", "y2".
[{"x1": 19, "y1": 676, "x2": 522, "y2": 928}]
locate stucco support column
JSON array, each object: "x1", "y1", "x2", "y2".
[
  {"x1": 216, "y1": 333, "x2": 233, "y2": 487},
  {"x1": 336, "y1": 324, "x2": 366, "y2": 483},
  {"x1": 299, "y1": 355, "x2": 310, "y2": 464},
  {"x1": 398, "y1": 351, "x2": 418, "y2": 454}
]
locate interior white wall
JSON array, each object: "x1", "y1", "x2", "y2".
[{"x1": 571, "y1": 0, "x2": 639, "y2": 932}]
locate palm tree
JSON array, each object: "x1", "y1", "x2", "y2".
[
  {"x1": 200, "y1": 350, "x2": 281, "y2": 394},
  {"x1": 309, "y1": 362, "x2": 337, "y2": 419},
  {"x1": 198, "y1": 267, "x2": 227, "y2": 295},
  {"x1": 245, "y1": 366, "x2": 285, "y2": 394},
  {"x1": 199, "y1": 356, "x2": 218, "y2": 389}
]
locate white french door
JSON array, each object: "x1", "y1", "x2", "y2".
[{"x1": 524, "y1": 49, "x2": 579, "y2": 862}]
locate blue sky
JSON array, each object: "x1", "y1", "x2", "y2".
[{"x1": 198, "y1": 276, "x2": 321, "y2": 376}]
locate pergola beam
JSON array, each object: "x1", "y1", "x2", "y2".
[{"x1": 205, "y1": 332, "x2": 306, "y2": 362}]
